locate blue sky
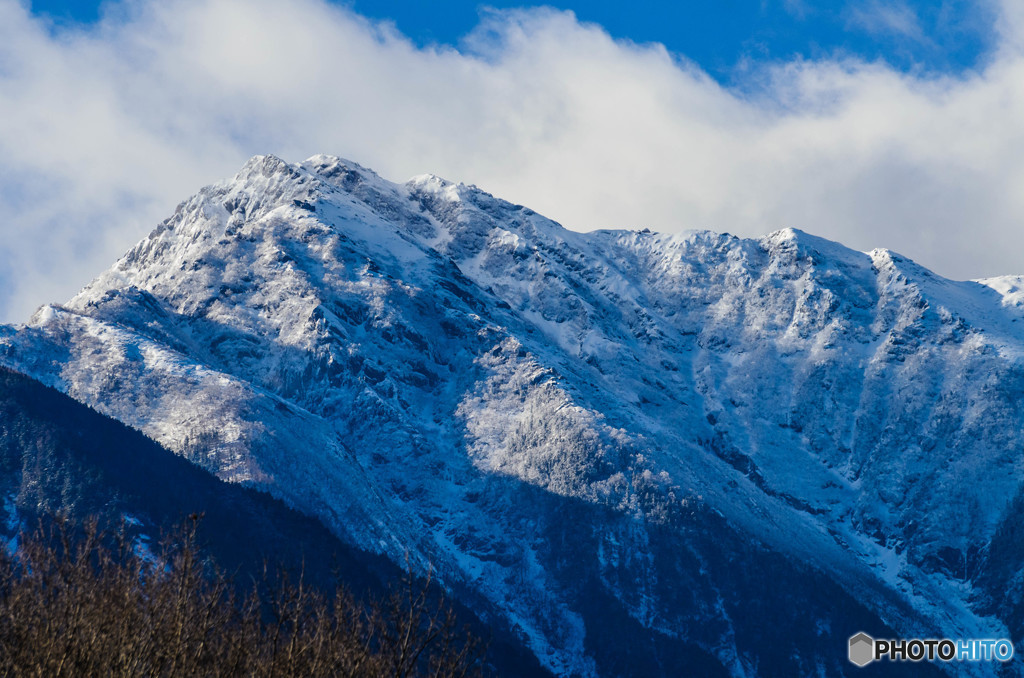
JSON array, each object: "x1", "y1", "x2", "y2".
[
  {"x1": 30, "y1": 0, "x2": 997, "y2": 81},
  {"x1": 1, "y1": 0, "x2": 1023, "y2": 322},
  {"x1": 342, "y1": 0, "x2": 994, "y2": 80}
]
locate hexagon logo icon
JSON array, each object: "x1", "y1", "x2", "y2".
[{"x1": 849, "y1": 632, "x2": 874, "y2": 667}]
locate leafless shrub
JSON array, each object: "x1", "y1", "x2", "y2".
[{"x1": 0, "y1": 515, "x2": 485, "y2": 678}]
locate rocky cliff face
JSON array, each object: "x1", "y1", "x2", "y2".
[{"x1": 3, "y1": 153, "x2": 1021, "y2": 675}]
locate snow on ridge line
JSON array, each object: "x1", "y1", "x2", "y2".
[{"x1": 6, "y1": 152, "x2": 1024, "y2": 675}]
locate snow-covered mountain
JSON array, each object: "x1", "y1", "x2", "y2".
[{"x1": 3, "y1": 154, "x2": 1023, "y2": 676}]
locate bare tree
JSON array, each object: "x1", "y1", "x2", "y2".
[{"x1": 0, "y1": 514, "x2": 487, "y2": 678}]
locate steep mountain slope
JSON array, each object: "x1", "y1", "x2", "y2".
[
  {"x1": 0, "y1": 365, "x2": 545, "y2": 676},
  {"x1": 1, "y1": 154, "x2": 1020, "y2": 675},
  {"x1": 0, "y1": 363, "x2": 387, "y2": 588}
]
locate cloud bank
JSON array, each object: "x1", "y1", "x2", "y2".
[{"x1": 0, "y1": 0, "x2": 1022, "y2": 322}]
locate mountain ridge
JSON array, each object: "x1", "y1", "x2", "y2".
[{"x1": 2, "y1": 153, "x2": 1022, "y2": 675}]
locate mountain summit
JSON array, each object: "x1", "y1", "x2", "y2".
[{"x1": 3, "y1": 154, "x2": 1023, "y2": 676}]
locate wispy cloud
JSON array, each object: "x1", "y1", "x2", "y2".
[
  {"x1": 780, "y1": 0, "x2": 812, "y2": 21},
  {"x1": 0, "y1": 0, "x2": 1019, "y2": 322},
  {"x1": 845, "y1": 0, "x2": 928, "y2": 42}
]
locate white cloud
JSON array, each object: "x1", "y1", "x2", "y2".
[{"x1": 0, "y1": 0, "x2": 1021, "y2": 322}]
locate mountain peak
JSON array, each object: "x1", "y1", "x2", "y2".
[
  {"x1": 6, "y1": 153, "x2": 1024, "y2": 676},
  {"x1": 762, "y1": 226, "x2": 867, "y2": 261},
  {"x1": 235, "y1": 153, "x2": 300, "y2": 181},
  {"x1": 406, "y1": 172, "x2": 477, "y2": 204},
  {"x1": 302, "y1": 154, "x2": 384, "y2": 183}
]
